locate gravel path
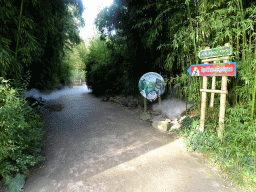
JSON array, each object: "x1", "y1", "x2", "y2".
[{"x1": 1, "y1": 85, "x2": 244, "y2": 192}]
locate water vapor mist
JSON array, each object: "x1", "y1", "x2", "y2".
[
  {"x1": 24, "y1": 85, "x2": 91, "y2": 101},
  {"x1": 152, "y1": 98, "x2": 195, "y2": 120}
]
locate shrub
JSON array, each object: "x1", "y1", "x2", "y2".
[{"x1": 0, "y1": 77, "x2": 45, "y2": 179}]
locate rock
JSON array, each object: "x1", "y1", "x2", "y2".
[
  {"x1": 127, "y1": 100, "x2": 138, "y2": 108},
  {"x1": 55, "y1": 84, "x2": 63, "y2": 90},
  {"x1": 60, "y1": 78, "x2": 66, "y2": 86},
  {"x1": 25, "y1": 96, "x2": 45, "y2": 109},
  {"x1": 101, "y1": 96, "x2": 109, "y2": 102},
  {"x1": 152, "y1": 115, "x2": 171, "y2": 131},
  {"x1": 169, "y1": 118, "x2": 181, "y2": 130},
  {"x1": 140, "y1": 112, "x2": 151, "y2": 121}
]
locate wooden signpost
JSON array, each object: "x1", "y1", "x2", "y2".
[{"x1": 187, "y1": 43, "x2": 236, "y2": 141}]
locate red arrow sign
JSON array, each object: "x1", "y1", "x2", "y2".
[{"x1": 187, "y1": 62, "x2": 236, "y2": 76}]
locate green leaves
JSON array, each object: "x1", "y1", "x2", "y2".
[{"x1": 0, "y1": 78, "x2": 45, "y2": 179}]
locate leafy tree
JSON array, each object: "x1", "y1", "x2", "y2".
[{"x1": 64, "y1": 41, "x2": 87, "y2": 82}]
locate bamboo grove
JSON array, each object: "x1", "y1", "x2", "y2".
[
  {"x1": 90, "y1": 0, "x2": 256, "y2": 120},
  {"x1": 0, "y1": 0, "x2": 85, "y2": 90}
]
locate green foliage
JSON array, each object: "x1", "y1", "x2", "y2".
[
  {"x1": 64, "y1": 42, "x2": 87, "y2": 82},
  {"x1": 5, "y1": 173, "x2": 25, "y2": 192},
  {"x1": 180, "y1": 115, "x2": 200, "y2": 131},
  {"x1": 0, "y1": 0, "x2": 85, "y2": 91},
  {"x1": 0, "y1": 77, "x2": 45, "y2": 180},
  {"x1": 180, "y1": 106, "x2": 256, "y2": 191},
  {"x1": 85, "y1": 36, "x2": 128, "y2": 95},
  {"x1": 94, "y1": 0, "x2": 167, "y2": 95}
]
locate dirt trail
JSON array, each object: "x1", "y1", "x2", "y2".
[{"x1": 2, "y1": 85, "x2": 244, "y2": 191}]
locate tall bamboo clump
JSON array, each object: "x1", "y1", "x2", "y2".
[{"x1": 170, "y1": 0, "x2": 256, "y2": 123}]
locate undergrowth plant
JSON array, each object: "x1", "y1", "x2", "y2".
[
  {"x1": 179, "y1": 105, "x2": 256, "y2": 191},
  {"x1": 0, "y1": 76, "x2": 45, "y2": 189}
]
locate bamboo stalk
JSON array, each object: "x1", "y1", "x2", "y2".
[
  {"x1": 251, "y1": 69, "x2": 256, "y2": 124},
  {"x1": 236, "y1": 24, "x2": 240, "y2": 61},
  {"x1": 187, "y1": 1, "x2": 198, "y2": 64},
  {"x1": 251, "y1": 39, "x2": 256, "y2": 123},
  {"x1": 185, "y1": 92, "x2": 188, "y2": 116},
  {"x1": 239, "y1": 0, "x2": 246, "y2": 60},
  {"x1": 15, "y1": 0, "x2": 24, "y2": 60}
]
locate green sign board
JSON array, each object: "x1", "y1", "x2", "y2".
[{"x1": 199, "y1": 46, "x2": 232, "y2": 59}]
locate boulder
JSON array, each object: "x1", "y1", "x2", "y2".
[
  {"x1": 169, "y1": 118, "x2": 181, "y2": 130},
  {"x1": 139, "y1": 112, "x2": 151, "y2": 121},
  {"x1": 101, "y1": 96, "x2": 109, "y2": 102},
  {"x1": 25, "y1": 96, "x2": 45, "y2": 109},
  {"x1": 55, "y1": 84, "x2": 64, "y2": 90},
  {"x1": 152, "y1": 115, "x2": 171, "y2": 131},
  {"x1": 60, "y1": 78, "x2": 66, "y2": 86}
]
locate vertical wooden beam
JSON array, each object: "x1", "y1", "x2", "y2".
[
  {"x1": 218, "y1": 76, "x2": 227, "y2": 141},
  {"x1": 200, "y1": 76, "x2": 208, "y2": 132},
  {"x1": 158, "y1": 96, "x2": 161, "y2": 105},
  {"x1": 218, "y1": 57, "x2": 229, "y2": 141},
  {"x1": 144, "y1": 97, "x2": 147, "y2": 112},
  {"x1": 210, "y1": 61, "x2": 216, "y2": 108}
]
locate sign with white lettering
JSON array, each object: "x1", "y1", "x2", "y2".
[
  {"x1": 199, "y1": 46, "x2": 232, "y2": 59},
  {"x1": 187, "y1": 62, "x2": 236, "y2": 76}
]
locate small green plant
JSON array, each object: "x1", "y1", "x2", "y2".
[
  {"x1": 180, "y1": 115, "x2": 199, "y2": 130},
  {"x1": 0, "y1": 77, "x2": 45, "y2": 190}
]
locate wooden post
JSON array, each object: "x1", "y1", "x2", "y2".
[
  {"x1": 200, "y1": 56, "x2": 210, "y2": 132},
  {"x1": 200, "y1": 76, "x2": 208, "y2": 132},
  {"x1": 210, "y1": 61, "x2": 216, "y2": 108},
  {"x1": 209, "y1": 76, "x2": 216, "y2": 107},
  {"x1": 144, "y1": 97, "x2": 147, "y2": 112},
  {"x1": 218, "y1": 58, "x2": 228, "y2": 141},
  {"x1": 217, "y1": 43, "x2": 230, "y2": 141},
  {"x1": 158, "y1": 96, "x2": 161, "y2": 105}
]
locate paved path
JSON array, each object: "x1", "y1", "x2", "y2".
[{"x1": 19, "y1": 86, "x2": 242, "y2": 192}]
